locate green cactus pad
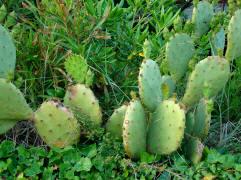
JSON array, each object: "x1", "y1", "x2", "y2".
[
  {"x1": 185, "y1": 111, "x2": 195, "y2": 136},
  {"x1": 192, "y1": 1, "x2": 214, "y2": 37},
  {"x1": 166, "y1": 33, "x2": 195, "y2": 81},
  {"x1": 193, "y1": 99, "x2": 212, "y2": 139},
  {"x1": 123, "y1": 100, "x2": 147, "y2": 159},
  {"x1": 182, "y1": 56, "x2": 230, "y2": 107},
  {"x1": 211, "y1": 27, "x2": 225, "y2": 56},
  {"x1": 226, "y1": 9, "x2": 241, "y2": 60},
  {"x1": 0, "y1": 25, "x2": 16, "y2": 78},
  {"x1": 185, "y1": 137, "x2": 204, "y2": 164},
  {"x1": 34, "y1": 101, "x2": 80, "y2": 148},
  {"x1": 161, "y1": 75, "x2": 176, "y2": 99},
  {"x1": 0, "y1": 119, "x2": 17, "y2": 134},
  {"x1": 138, "y1": 59, "x2": 162, "y2": 112},
  {"x1": 147, "y1": 100, "x2": 185, "y2": 155},
  {"x1": 106, "y1": 104, "x2": 127, "y2": 139},
  {"x1": 64, "y1": 84, "x2": 102, "y2": 126},
  {"x1": 0, "y1": 78, "x2": 33, "y2": 121}
]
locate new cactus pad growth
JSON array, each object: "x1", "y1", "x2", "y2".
[
  {"x1": 106, "y1": 104, "x2": 127, "y2": 139},
  {"x1": 182, "y1": 56, "x2": 230, "y2": 107},
  {"x1": 123, "y1": 100, "x2": 147, "y2": 159},
  {"x1": 0, "y1": 79, "x2": 33, "y2": 121},
  {"x1": 0, "y1": 25, "x2": 16, "y2": 78},
  {"x1": 138, "y1": 59, "x2": 162, "y2": 112},
  {"x1": 64, "y1": 84, "x2": 102, "y2": 126},
  {"x1": 192, "y1": 1, "x2": 214, "y2": 37},
  {"x1": 226, "y1": 9, "x2": 241, "y2": 60},
  {"x1": 147, "y1": 100, "x2": 185, "y2": 155},
  {"x1": 166, "y1": 33, "x2": 195, "y2": 81},
  {"x1": 34, "y1": 101, "x2": 80, "y2": 148}
]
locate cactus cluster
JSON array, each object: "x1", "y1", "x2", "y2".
[{"x1": 105, "y1": 1, "x2": 241, "y2": 164}]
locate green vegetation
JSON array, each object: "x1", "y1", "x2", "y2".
[{"x1": 0, "y1": 0, "x2": 240, "y2": 179}]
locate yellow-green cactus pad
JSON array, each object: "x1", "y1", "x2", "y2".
[
  {"x1": 0, "y1": 25, "x2": 16, "y2": 78},
  {"x1": 192, "y1": 1, "x2": 214, "y2": 37},
  {"x1": 138, "y1": 59, "x2": 162, "y2": 112},
  {"x1": 226, "y1": 10, "x2": 241, "y2": 61},
  {"x1": 64, "y1": 84, "x2": 102, "y2": 126},
  {"x1": 0, "y1": 78, "x2": 33, "y2": 121},
  {"x1": 182, "y1": 56, "x2": 230, "y2": 107},
  {"x1": 166, "y1": 33, "x2": 195, "y2": 81},
  {"x1": 34, "y1": 101, "x2": 80, "y2": 148},
  {"x1": 106, "y1": 104, "x2": 127, "y2": 139},
  {"x1": 147, "y1": 100, "x2": 185, "y2": 155},
  {"x1": 123, "y1": 100, "x2": 147, "y2": 159}
]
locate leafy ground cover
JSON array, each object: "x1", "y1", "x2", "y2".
[{"x1": 0, "y1": 0, "x2": 240, "y2": 179}]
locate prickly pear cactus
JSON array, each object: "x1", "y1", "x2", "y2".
[
  {"x1": 34, "y1": 101, "x2": 80, "y2": 148},
  {"x1": 123, "y1": 100, "x2": 147, "y2": 159},
  {"x1": 182, "y1": 56, "x2": 230, "y2": 107},
  {"x1": 138, "y1": 59, "x2": 162, "y2": 112},
  {"x1": 147, "y1": 100, "x2": 185, "y2": 155},
  {"x1": 166, "y1": 33, "x2": 195, "y2": 81},
  {"x1": 0, "y1": 119, "x2": 18, "y2": 134},
  {"x1": 192, "y1": 1, "x2": 214, "y2": 37},
  {"x1": 0, "y1": 25, "x2": 16, "y2": 78},
  {"x1": 192, "y1": 99, "x2": 212, "y2": 139},
  {"x1": 161, "y1": 75, "x2": 176, "y2": 99},
  {"x1": 185, "y1": 137, "x2": 204, "y2": 164},
  {"x1": 225, "y1": 9, "x2": 241, "y2": 61},
  {"x1": 106, "y1": 104, "x2": 127, "y2": 139},
  {"x1": 64, "y1": 84, "x2": 102, "y2": 126},
  {"x1": 0, "y1": 78, "x2": 33, "y2": 121}
]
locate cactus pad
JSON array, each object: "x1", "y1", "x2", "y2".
[
  {"x1": 185, "y1": 137, "x2": 204, "y2": 164},
  {"x1": 147, "y1": 100, "x2": 185, "y2": 155},
  {"x1": 166, "y1": 33, "x2": 195, "y2": 81},
  {"x1": 193, "y1": 99, "x2": 212, "y2": 139},
  {"x1": 182, "y1": 56, "x2": 230, "y2": 107},
  {"x1": 123, "y1": 100, "x2": 147, "y2": 159},
  {"x1": 34, "y1": 101, "x2": 80, "y2": 148},
  {"x1": 0, "y1": 78, "x2": 33, "y2": 120},
  {"x1": 161, "y1": 75, "x2": 176, "y2": 99},
  {"x1": 185, "y1": 111, "x2": 195, "y2": 136},
  {"x1": 106, "y1": 104, "x2": 127, "y2": 139},
  {"x1": 192, "y1": 1, "x2": 214, "y2": 37},
  {"x1": 138, "y1": 59, "x2": 162, "y2": 112},
  {"x1": 64, "y1": 84, "x2": 102, "y2": 126},
  {"x1": 226, "y1": 9, "x2": 241, "y2": 60},
  {"x1": 0, "y1": 119, "x2": 17, "y2": 134},
  {"x1": 212, "y1": 27, "x2": 225, "y2": 56},
  {"x1": 0, "y1": 25, "x2": 16, "y2": 78}
]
